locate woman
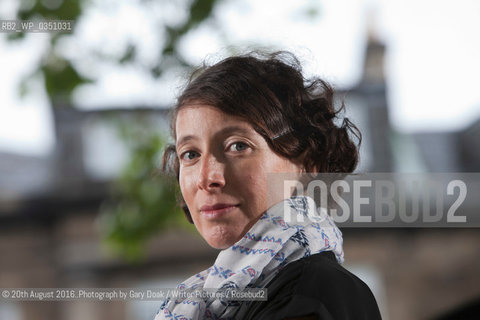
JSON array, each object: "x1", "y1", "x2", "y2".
[{"x1": 157, "y1": 52, "x2": 381, "y2": 320}]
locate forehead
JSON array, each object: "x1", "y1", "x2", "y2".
[{"x1": 175, "y1": 105, "x2": 254, "y2": 140}]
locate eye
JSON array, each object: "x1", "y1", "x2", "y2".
[
  {"x1": 180, "y1": 150, "x2": 200, "y2": 161},
  {"x1": 228, "y1": 141, "x2": 249, "y2": 152}
]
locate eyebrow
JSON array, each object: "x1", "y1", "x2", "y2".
[
  {"x1": 217, "y1": 125, "x2": 253, "y2": 137},
  {"x1": 176, "y1": 135, "x2": 198, "y2": 150},
  {"x1": 175, "y1": 125, "x2": 254, "y2": 149}
]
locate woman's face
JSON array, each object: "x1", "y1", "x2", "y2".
[{"x1": 175, "y1": 105, "x2": 302, "y2": 249}]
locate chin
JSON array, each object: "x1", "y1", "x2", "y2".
[
  {"x1": 204, "y1": 226, "x2": 240, "y2": 249},
  {"x1": 208, "y1": 241, "x2": 231, "y2": 250},
  {"x1": 206, "y1": 236, "x2": 237, "y2": 250}
]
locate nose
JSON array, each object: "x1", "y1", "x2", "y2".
[{"x1": 197, "y1": 154, "x2": 226, "y2": 191}]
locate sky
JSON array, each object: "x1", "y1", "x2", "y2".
[{"x1": 1, "y1": 0, "x2": 480, "y2": 157}]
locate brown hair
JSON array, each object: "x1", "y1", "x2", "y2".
[{"x1": 162, "y1": 51, "x2": 361, "y2": 223}]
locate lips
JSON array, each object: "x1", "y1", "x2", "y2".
[{"x1": 199, "y1": 203, "x2": 239, "y2": 219}]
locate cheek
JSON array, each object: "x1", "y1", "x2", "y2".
[
  {"x1": 240, "y1": 167, "x2": 269, "y2": 216},
  {"x1": 231, "y1": 162, "x2": 266, "y2": 192},
  {"x1": 248, "y1": 172, "x2": 266, "y2": 194},
  {"x1": 179, "y1": 168, "x2": 196, "y2": 203}
]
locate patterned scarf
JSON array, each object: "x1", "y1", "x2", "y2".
[{"x1": 154, "y1": 196, "x2": 344, "y2": 320}]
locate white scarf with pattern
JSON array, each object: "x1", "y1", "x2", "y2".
[{"x1": 154, "y1": 196, "x2": 344, "y2": 320}]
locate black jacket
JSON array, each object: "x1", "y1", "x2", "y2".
[{"x1": 242, "y1": 251, "x2": 382, "y2": 320}]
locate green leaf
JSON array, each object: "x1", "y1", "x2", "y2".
[
  {"x1": 42, "y1": 57, "x2": 93, "y2": 105},
  {"x1": 119, "y1": 44, "x2": 136, "y2": 64},
  {"x1": 99, "y1": 120, "x2": 193, "y2": 262}
]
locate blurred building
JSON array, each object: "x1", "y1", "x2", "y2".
[{"x1": 1, "y1": 38, "x2": 480, "y2": 320}]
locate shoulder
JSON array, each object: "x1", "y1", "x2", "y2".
[
  {"x1": 242, "y1": 252, "x2": 382, "y2": 320},
  {"x1": 290, "y1": 251, "x2": 377, "y2": 305}
]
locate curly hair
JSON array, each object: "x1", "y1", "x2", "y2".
[{"x1": 162, "y1": 51, "x2": 361, "y2": 223}]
